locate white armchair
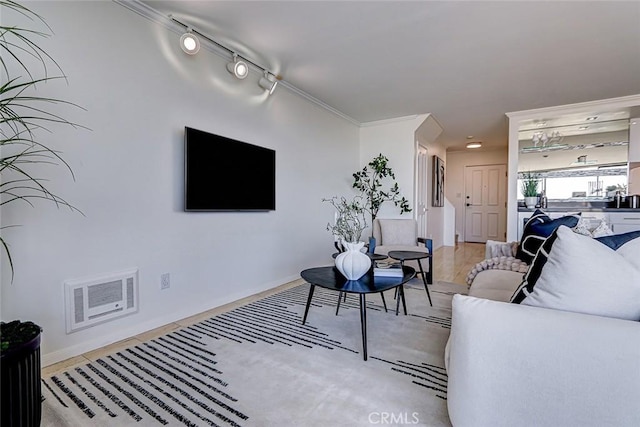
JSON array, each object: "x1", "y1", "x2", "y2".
[{"x1": 372, "y1": 218, "x2": 433, "y2": 283}]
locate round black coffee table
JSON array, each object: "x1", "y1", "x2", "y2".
[
  {"x1": 300, "y1": 265, "x2": 415, "y2": 360},
  {"x1": 387, "y1": 250, "x2": 433, "y2": 306},
  {"x1": 331, "y1": 252, "x2": 387, "y2": 262}
]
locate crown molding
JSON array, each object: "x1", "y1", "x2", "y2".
[
  {"x1": 506, "y1": 94, "x2": 640, "y2": 121},
  {"x1": 359, "y1": 114, "x2": 423, "y2": 128}
]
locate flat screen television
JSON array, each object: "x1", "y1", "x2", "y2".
[{"x1": 184, "y1": 127, "x2": 276, "y2": 211}]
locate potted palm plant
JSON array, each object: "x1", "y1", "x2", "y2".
[
  {"x1": 521, "y1": 171, "x2": 540, "y2": 209},
  {"x1": 1, "y1": 1, "x2": 82, "y2": 425}
]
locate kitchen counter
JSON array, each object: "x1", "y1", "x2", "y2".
[
  {"x1": 518, "y1": 207, "x2": 640, "y2": 212},
  {"x1": 517, "y1": 207, "x2": 640, "y2": 238}
]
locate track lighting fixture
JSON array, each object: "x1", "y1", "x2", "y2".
[
  {"x1": 258, "y1": 71, "x2": 278, "y2": 95},
  {"x1": 180, "y1": 29, "x2": 200, "y2": 55},
  {"x1": 171, "y1": 16, "x2": 281, "y2": 96},
  {"x1": 226, "y1": 54, "x2": 249, "y2": 80}
]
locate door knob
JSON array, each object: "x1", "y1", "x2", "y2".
[{"x1": 466, "y1": 203, "x2": 471, "y2": 207}]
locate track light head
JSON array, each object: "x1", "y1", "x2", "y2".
[
  {"x1": 180, "y1": 29, "x2": 200, "y2": 55},
  {"x1": 258, "y1": 72, "x2": 278, "y2": 95},
  {"x1": 226, "y1": 54, "x2": 248, "y2": 79}
]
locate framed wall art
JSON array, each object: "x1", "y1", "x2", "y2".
[{"x1": 432, "y1": 155, "x2": 445, "y2": 207}]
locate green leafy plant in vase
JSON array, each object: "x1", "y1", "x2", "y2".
[
  {"x1": 352, "y1": 154, "x2": 411, "y2": 250},
  {"x1": 521, "y1": 171, "x2": 540, "y2": 209}
]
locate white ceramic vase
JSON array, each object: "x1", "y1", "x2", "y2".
[
  {"x1": 525, "y1": 196, "x2": 538, "y2": 209},
  {"x1": 334, "y1": 241, "x2": 370, "y2": 280}
]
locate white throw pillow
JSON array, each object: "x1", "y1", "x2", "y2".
[{"x1": 521, "y1": 226, "x2": 640, "y2": 321}]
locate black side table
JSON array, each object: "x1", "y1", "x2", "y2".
[{"x1": 387, "y1": 250, "x2": 433, "y2": 307}]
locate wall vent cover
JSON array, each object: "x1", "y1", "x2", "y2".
[{"x1": 64, "y1": 268, "x2": 139, "y2": 333}]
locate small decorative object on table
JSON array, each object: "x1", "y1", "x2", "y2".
[
  {"x1": 323, "y1": 196, "x2": 370, "y2": 280},
  {"x1": 335, "y1": 241, "x2": 371, "y2": 280},
  {"x1": 373, "y1": 261, "x2": 403, "y2": 277}
]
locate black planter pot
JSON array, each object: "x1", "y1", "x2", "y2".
[{"x1": 1, "y1": 324, "x2": 42, "y2": 427}]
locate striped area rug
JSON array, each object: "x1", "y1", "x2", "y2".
[{"x1": 42, "y1": 280, "x2": 466, "y2": 427}]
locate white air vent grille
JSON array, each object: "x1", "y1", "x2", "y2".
[{"x1": 65, "y1": 268, "x2": 139, "y2": 333}]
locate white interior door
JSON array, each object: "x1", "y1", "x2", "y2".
[
  {"x1": 464, "y1": 164, "x2": 507, "y2": 243},
  {"x1": 416, "y1": 144, "x2": 428, "y2": 238}
]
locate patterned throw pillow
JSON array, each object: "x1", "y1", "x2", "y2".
[
  {"x1": 572, "y1": 216, "x2": 593, "y2": 237},
  {"x1": 572, "y1": 217, "x2": 614, "y2": 238},
  {"x1": 591, "y1": 220, "x2": 614, "y2": 238},
  {"x1": 511, "y1": 226, "x2": 640, "y2": 320},
  {"x1": 516, "y1": 210, "x2": 581, "y2": 264}
]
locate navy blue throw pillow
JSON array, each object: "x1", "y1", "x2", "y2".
[
  {"x1": 516, "y1": 210, "x2": 581, "y2": 264},
  {"x1": 594, "y1": 230, "x2": 640, "y2": 250}
]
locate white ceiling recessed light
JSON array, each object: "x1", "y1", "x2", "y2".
[
  {"x1": 466, "y1": 141, "x2": 482, "y2": 149},
  {"x1": 578, "y1": 126, "x2": 589, "y2": 130},
  {"x1": 586, "y1": 116, "x2": 598, "y2": 121}
]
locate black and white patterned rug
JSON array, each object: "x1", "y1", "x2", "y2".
[{"x1": 42, "y1": 280, "x2": 466, "y2": 427}]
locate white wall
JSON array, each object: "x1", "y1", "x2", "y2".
[
  {"x1": 0, "y1": 1, "x2": 359, "y2": 365},
  {"x1": 358, "y1": 115, "x2": 450, "y2": 249},
  {"x1": 359, "y1": 116, "x2": 426, "y2": 223},
  {"x1": 446, "y1": 148, "x2": 509, "y2": 242},
  {"x1": 415, "y1": 116, "x2": 448, "y2": 249}
]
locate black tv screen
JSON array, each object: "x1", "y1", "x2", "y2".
[{"x1": 184, "y1": 127, "x2": 276, "y2": 211}]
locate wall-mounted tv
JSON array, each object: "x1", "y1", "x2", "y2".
[{"x1": 184, "y1": 127, "x2": 276, "y2": 211}]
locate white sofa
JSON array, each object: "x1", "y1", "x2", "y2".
[
  {"x1": 464, "y1": 239, "x2": 528, "y2": 301},
  {"x1": 447, "y1": 259, "x2": 640, "y2": 426}
]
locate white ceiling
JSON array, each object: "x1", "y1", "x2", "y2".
[{"x1": 139, "y1": 1, "x2": 640, "y2": 150}]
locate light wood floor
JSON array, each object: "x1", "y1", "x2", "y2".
[{"x1": 43, "y1": 242, "x2": 485, "y2": 376}]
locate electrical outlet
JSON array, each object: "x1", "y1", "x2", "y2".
[{"x1": 160, "y1": 273, "x2": 170, "y2": 290}]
